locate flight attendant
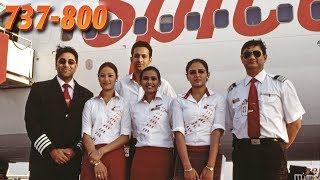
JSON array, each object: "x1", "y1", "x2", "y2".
[
  {"x1": 81, "y1": 62, "x2": 131, "y2": 180},
  {"x1": 173, "y1": 59, "x2": 225, "y2": 180},
  {"x1": 130, "y1": 66, "x2": 174, "y2": 180}
]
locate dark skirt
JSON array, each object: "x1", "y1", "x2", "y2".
[
  {"x1": 80, "y1": 144, "x2": 127, "y2": 180},
  {"x1": 130, "y1": 146, "x2": 174, "y2": 180},
  {"x1": 174, "y1": 145, "x2": 223, "y2": 180}
]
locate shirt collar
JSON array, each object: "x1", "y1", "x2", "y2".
[
  {"x1": 96, "y1": 91, "x2": 119, "y2": 99},
  {"x1": 183, "y1": 88, "x2": 211, "y2": 99},
  {"x1": 56, "y1": 76, "x2": 75, "y2": 89},
  {"x1": 129, "y1": 73, "x2": 139, "y2": 84},
  {"x1": 244, "y1": 69, "x2": 266, "y2": 86},
  {"x1": 139, "y1": 91, "x2": 163, "y2": 102}
]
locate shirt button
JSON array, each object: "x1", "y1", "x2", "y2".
[{"x1": 66, "y1": 114, "x2": 68, "y2": 118}]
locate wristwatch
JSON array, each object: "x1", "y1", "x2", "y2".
[{"x1": 205, "y1": 165, "x2": 214, "y2": 171}]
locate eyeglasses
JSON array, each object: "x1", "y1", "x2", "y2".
[
  {"x1": 242, "y1": 50, "x2": 262, "y2": 59},
  {"x1": 58, "y1": 58, "x2": 76, "y2": 65}
]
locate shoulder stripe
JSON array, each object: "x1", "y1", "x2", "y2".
[
  {"x1": 228, "y1": 82, "x2": 237, "y2": 92},
  {"x1": 274, "y1": 75, "x2": 287, "y2": 83}
]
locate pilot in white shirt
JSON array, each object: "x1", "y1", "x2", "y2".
[
  {"x1": 226, "y1": 69, "x2": 305, "y2": 143},
  {"x1": 226, "y1": 39, "x2": 305, "y2": 180}
]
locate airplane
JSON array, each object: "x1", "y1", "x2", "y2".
[{"x1": 0, "y1": 0, "x2": 320, "y2": 178}]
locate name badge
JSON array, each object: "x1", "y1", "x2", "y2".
[
  {"x1": 112, "y1": 106, "x2": 121, "y2": 111},
  {"x1": 241, "y1": 99, "x2": 248, "y2": 116},
  {"x1": 151, "y1": 104, "x2": 162, "y2": 111}
]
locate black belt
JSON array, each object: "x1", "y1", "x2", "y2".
[{"x1": 233, "y1": 138, "x2": 284, "y2": 145}]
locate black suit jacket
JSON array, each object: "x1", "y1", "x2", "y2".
[{"x1": 24, "y1": 77, "x2": 93, "y2": 178}]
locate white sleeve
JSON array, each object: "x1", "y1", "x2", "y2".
[
  {"x1": 225, "y1": 93, "x2": 234, "y2": 132},
  {"x1": 120, "y1": 102, "x2": 132, "y2": 136},
  {"x1": 171, "y1": 98, "x2": 185, "y2": 135},
  {"x1": 211, "y1": 95, "x2": 226, "y2": 133},
  {"x1": 82, "y1": 100, "x2": 93, "y2": 137},
  {"x1": 281, "y1": 80, "x2": 305, "y2": 124}
]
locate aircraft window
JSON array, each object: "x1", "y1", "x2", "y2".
[
  {"x1": 311, "y1": 1, "x2": 320, "y2": 20},
  {"x1": 246, "y1": 7, "x2": 261, "y2": 25},
  {"x1": 134, "y1": 17, "x2": 148, "y2": 35},
  {"x1": 109, "y1": 19, "x2": 122, "y2": 37},
  {"x1": 83, "y1": 26, "x2": 97, "y2": 39},
  {"x1": 277, "y1": 4, "x2": 293, "y2": 23},
  {"x1": 160, "y1": 14, "x2": 173, "y2": 33},
  {"x1": 186, "y1": 12, "x2": 200, "y2": 31},
  {"x1": 214, "y1": 9, "x2": 229, "y2": 28},
  {"x1": 61, "y1": 30, "x2": 73, "y2": 41}
]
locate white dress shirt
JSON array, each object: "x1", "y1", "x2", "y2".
[
  {"x1": 172, "y1": 88, "x2": 226, "y2": 146},
  {"x1": 226, "y1": 70, "x2": 305, "y2": 142},
  {"x1": 82, "y1": 92, "x2": 131, "y2": 145},
  {"x1": 130, "y1": 92, "x2": 174, "y2": 148},
  {"x1": 116, "y1": 74, "x2": 176, "y2": 104}
]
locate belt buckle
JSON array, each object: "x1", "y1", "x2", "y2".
[{"x1": 251, "y1": 139, "x2": 261, "y2": 145}]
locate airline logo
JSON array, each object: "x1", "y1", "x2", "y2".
[{"x1": 84, "y1": 0, "x2": 320, "y2": 47}]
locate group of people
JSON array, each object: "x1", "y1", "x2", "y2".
[{"x1": 24, "y1": 39, "x2": 305, "y2": 180}]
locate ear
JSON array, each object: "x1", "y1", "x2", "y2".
[
  {"x1": 264, "y1": 54, "x2": 267, "y2": 60},
  {"x1": 149, "y1": 57, "x2": 152, "y2": 62},
  {"x1": 130, "y1": 57, "x2": 133, "y2": 62}
]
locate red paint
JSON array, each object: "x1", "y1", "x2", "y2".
[
  {"x1": 298, "y1": 0, "x2": 320, "y2": 32},
  {"x1": 233, "y1": 0, "x2": 279, "y2": 36},
  {"x1": 84, "y1": 0, "x2": 320, "y2": 48},
  {"x1": 136, "y1": 0, "x2": 194, "y2": 43},
  {"x1": 0, "y1": 33, "x2": 9, "y2": 84},
  {"x1": 83, "y1": 0, "x2": 135, "y2": 47},
  {"x1": 196, "y1": 0, "x2": 223, "y2": 39}
]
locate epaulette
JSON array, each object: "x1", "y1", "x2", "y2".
[
  {"x1": 273, "y1": 75, "x2": 287, "y2": 83},
  {"x1": 228, "y1": 82, "x2": 237, "y2": 92}
]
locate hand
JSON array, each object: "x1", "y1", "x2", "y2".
[
  {"x1": 94, "y1": 162, "x2": 108, "y2": 180},
  {"x1": 200, "y1": 167, "x2": 214, "y2": 180},
  {"x1": 63, "y1": 148, "x2": 75, "y2": 159},
  {"x1": 184, "y1": 168, "x2": 200, "y2": 180},
  {"x1": 50, "y1": 149, "x2": 70, "y2": 165},
  {"x1": 89, "y1": 149, "x2": 103, "y2": 163}
]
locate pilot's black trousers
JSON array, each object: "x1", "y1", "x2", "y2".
[{"x1": 232, "y1": 140, "x2": 288, "y2": 180}]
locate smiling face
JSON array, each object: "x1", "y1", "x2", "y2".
[
  {"x1": 98, "y1": 66, "x2": 117, "y2": 91},
  {"x1": 186, "y1": 62, "x2": 209, "y2": 88},
  {"x1": 241, "y1": 45, "x2": 267, "y2": 75},
  {"x1": 130, "y1": 47, "x2": 152, "y2": 73},
  {"x1": 140, "y1": 70, "x2": 160, "y2": 95},
  {"x1": 55, "y1": 52, "x2": 78, "y2": 82}
]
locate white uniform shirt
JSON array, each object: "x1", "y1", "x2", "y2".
[
  {"x1": 116, "y1": 74, "x2": 176, "y2": 104},
  {"x1": 130, "y1": 92, "x2": 174, "y2": 148},
  {"x1": 226, "y1": 70, "x2": 305, "y2": 142},
  {"x1": 82, "y1": 92, "x2": 131, "y2": 145},
  {"x1": 172, "y1": 89, "x2": 226, "y2": 146}
]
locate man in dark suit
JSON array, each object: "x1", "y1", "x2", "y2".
[{"x1": 25, "y1": 46, "x2": 93, "y2": 180}]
